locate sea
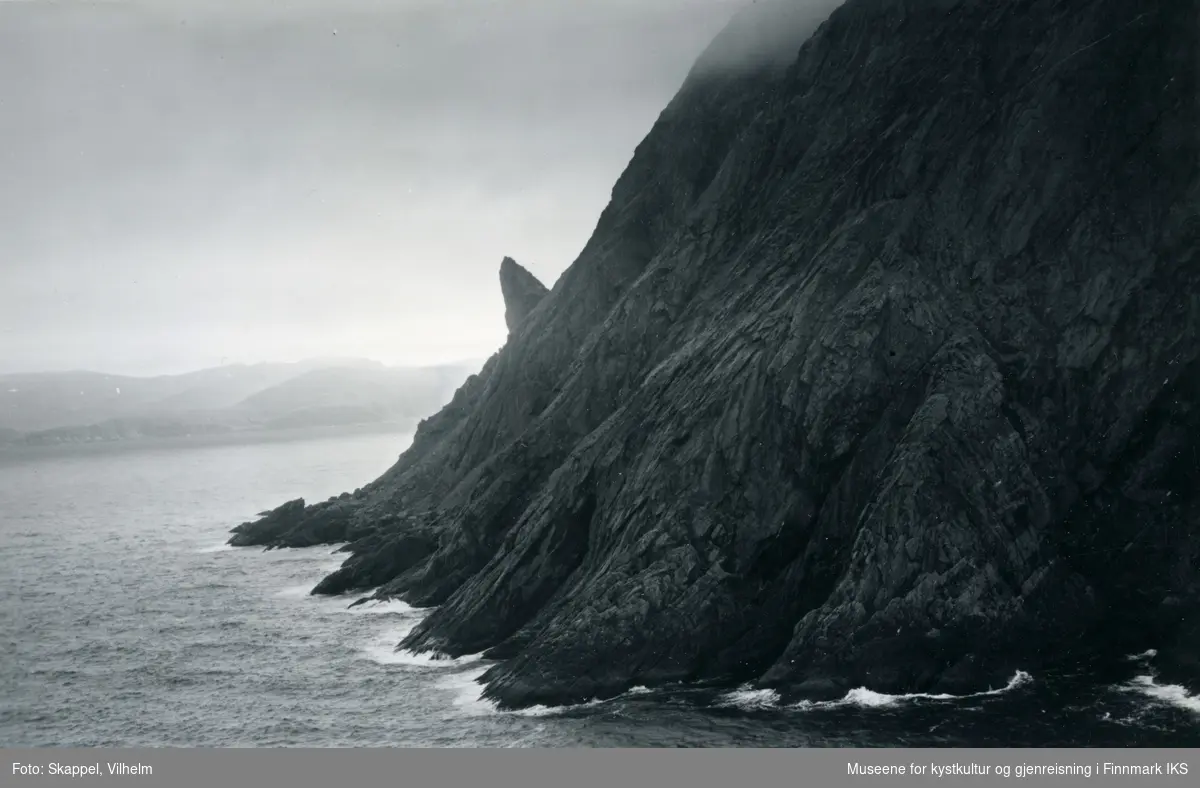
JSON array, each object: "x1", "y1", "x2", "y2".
[{"x1": 1, "y1": 428, "x2": 1197, "y2": 747}]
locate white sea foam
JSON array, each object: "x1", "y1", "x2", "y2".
[
  {"x1": 268, "y1": 542, "x2": 350, "y2": 554},
  {"x1": 375, "y1": 648, "x2": 485, "y2": 668},
  {"x1": 360, "y1": 621, "x2": 423, "y2": 663},
  {"x1": 429, "y1": 667, "x2": 611, "y2": 717},
  {"x1": 360, "y1": 621, "x2": 483, "y2": 669},
  {"x1": 788, "y1": 670, "x2": 1034, "y2": 711},
  {"x1": 713, "y1": 670, "x2": 1034, "y2": 712},
  {"x1": 261, "y1": 544, "x2": 348, "y2": 566},
  {"x1": 975, "y1": 669, "x2": 1034, "y2": 696},
  {"x1": 1122, "y1": 675, "x2": 1200, "y2": 714},
  {"x1": 627, "y1": 685, "x2": 652, "y2": 695},
  {"x1": 1114, "y1": 649, "x2": 1199, "y2": 714},
  {"x1": 717, "y1": 687, "x2": 781, "y2": 710},
  {"x1": 347, "y1": 598, "x2": 419, "y2": 616},
  {"x1": 273, "y1": 584, "x2": 316, "y2": 599},
  {"x1": 195, "y1": 543, "x2": 234, "y2": 553},
  {"x1": 515, "y1": 698, "x2": 606, "y2": 717},
  {"x1": 434, "y1": 667, "x2": 498, "y2": 716},
  {"x1": 839, "y1": 687, "x2": 910, "y2": 707}
]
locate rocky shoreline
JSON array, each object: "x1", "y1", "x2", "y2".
[{"x1": 231, "y1": 0, "x2": 1199, "y2": 710}]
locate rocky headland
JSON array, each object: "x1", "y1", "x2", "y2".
[{"x1": 230, "y1": 0, "x2": 1199, "y2": 710}]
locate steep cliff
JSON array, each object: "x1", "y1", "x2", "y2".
[{"x1": 231, "y1": 0, "x2": 1200, "y2": 709}]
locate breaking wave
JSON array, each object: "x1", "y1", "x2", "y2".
[
  {"x1": 1114, "y1": 649, "x2": 1200, "y2": 715},
  {"x1": 347, "y1": 598, "x2": 419, "y2": 616},
  {"x1": 361, "y1": 622, "x2": 483, "y2": 668},
  {"x1": 718, "y1": 687, "x2": 781, "y2": 710},
  {"x1": 195, "y1": 543, "x2": 235, "y2": 553},
  {"x1": 1122, "y1": 676, "x2": 1200, "y2": 714},
  {"x1": 716, "y1": 671, "x2": 1034, "y2": 711},
  {"x1": 273, "y1": 583, "x2": 316, "y2": 599},
  {"x1": 430, "y1": 669, "x2": 616, "y2": 718}
]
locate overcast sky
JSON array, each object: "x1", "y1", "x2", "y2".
[{"x1": 0, "y1": 0, "x2": 750, "y2": 376}]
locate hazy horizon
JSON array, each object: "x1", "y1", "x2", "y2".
[
  {"x1": 1, "y1": 0, "x2": 750, "y2": 377},
  {"x1": 0, "y1": 353, "x2": 488, "y2": 380}
]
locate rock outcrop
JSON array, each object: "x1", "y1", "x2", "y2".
[
  {"x1": 499, "y1": 257, "x2": 549, "y2": 335},
  {"x1": 231, "y1": 0, "x2": 1199, "y2": 710},
  {"x1": 228, "y1": 493, "x2": 365, "y2": 549}
]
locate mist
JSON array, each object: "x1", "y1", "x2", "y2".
[
  {"x1": 0, "y1": 0, "x2": 844, "y2": 377},
  {"x1": 690, "y1": 0, "x2": 846, "y2": 77}
]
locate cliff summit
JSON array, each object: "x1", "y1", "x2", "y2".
[{"x1": 499, "y1": 257, "x2": 549, "y2": 335}]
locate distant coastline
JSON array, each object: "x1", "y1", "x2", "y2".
[
  {"x1": 0, "y1": 358, "x2": 474, "y2": 460},
  {"x1": 0, "y1": 421, "x2": 415, "y2": 463}
]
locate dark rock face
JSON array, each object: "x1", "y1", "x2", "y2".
[
  {"x1": 499, "y1": 257, "x2": 549, "y2": 335},
  {"x1": 231, "y1": 0, "x2": 1200, "y2": 709},
  {"x1": 229, "y1": 499, "x2": 306, "y2": 547},
  {"x1": 229, "y1": 495, "x2": 363, "y2": 550}
]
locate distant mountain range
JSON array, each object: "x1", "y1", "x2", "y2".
[{"x1": 0, "y1": 358, "x2": 477, "y2": 447}]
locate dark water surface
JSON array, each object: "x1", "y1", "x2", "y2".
[{"x1": 2, "y1": 431, "x2": 1197, "y2": 746}]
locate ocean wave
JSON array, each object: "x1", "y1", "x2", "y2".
[
  {"x1": 360, "y1": 622, "x2": 483, "y2": 669},
  {"x1": 486, "y1": 684, "x2": 653, "y2": 716},
  {"x1": 360, "y1": 621, "x2": 422, "y2": 663},
  {"x1": 434, "y1": 668, "x2": 498, "y2": 716},
  {"x1": 1122, "y1": 675, "x2": 1200, "y2": 714},
  {"x1": 346, "y1": 599, "x2": 418, "y2": 616},
  {"x1": 273, "y1": 584, "x2": 316, "y2": 599},
  {"x1": 716, "y1": 687, "x2": 781, "y2": 710},
  {"x1": 260, "y1": 544, "x2": 349, "y2": 563},
  {"x1": 715, "y1": 670, "x2": 1034, "y2": 711},
  {"x1": 370, "y1": 647, "x2": 485, "y2": 669},
  {"x1": 431, "y1": 669, "x2": 606, "y2": 718},
  {"x1": 514, "y1": 699, "x2": 605, "y2": 717},
  {"x1": 195, "y1": 543, "x2": 235, "y2": 553},
  {"x1": 270, "y1": 541, "x2": 350, "y2": 553},
  {"x1": 799, "y1": 670, "x2": 1034, "y2": 709}
]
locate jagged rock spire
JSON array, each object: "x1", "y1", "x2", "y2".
[{"x1": 499, "y1": 256, "x2": 548, "y2": 335}]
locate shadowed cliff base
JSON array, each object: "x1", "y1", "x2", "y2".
[{"x1": 231, "y1": 0, "x2": 1200, "y2": 711}]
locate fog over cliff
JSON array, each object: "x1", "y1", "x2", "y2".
[{"x1": 2, "y1": 0, "x2": 793, "y2": 376}]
